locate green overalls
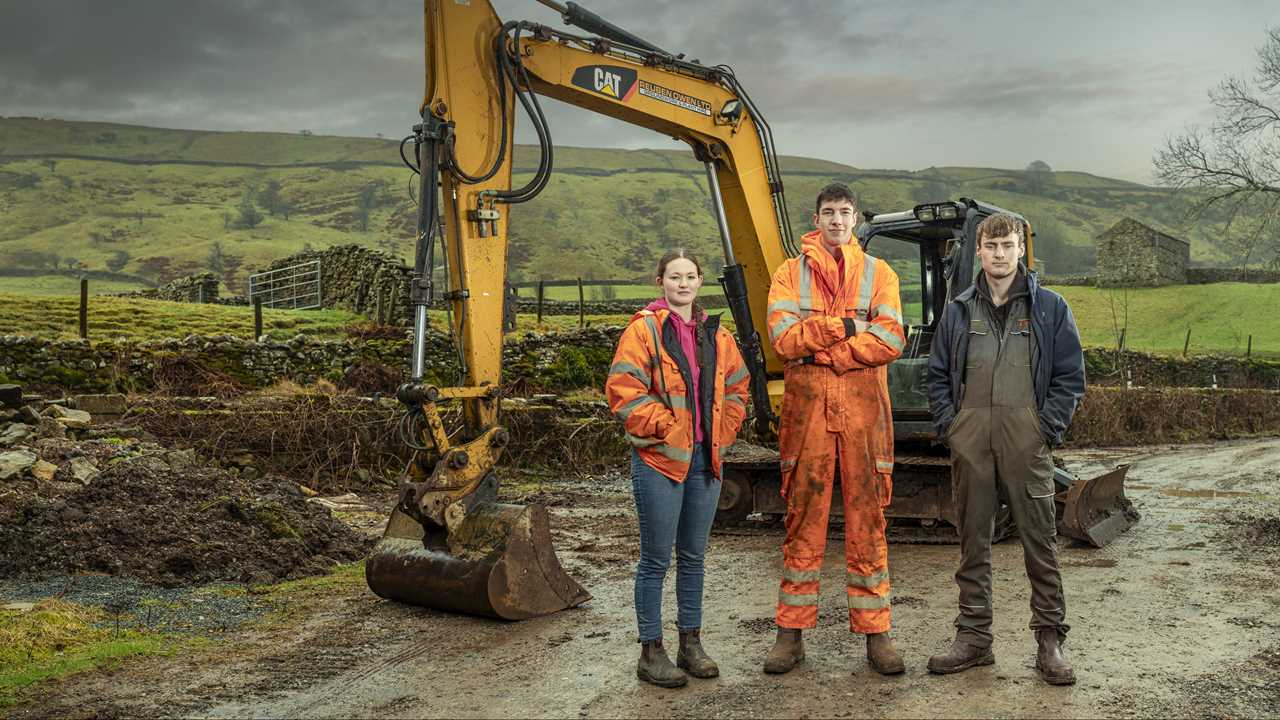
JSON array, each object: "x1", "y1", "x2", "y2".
[{"x1": 947, "y1": 277, "x2": 1068, "y2": 648}]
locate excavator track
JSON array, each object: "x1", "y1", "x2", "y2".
[{"x1": 720, "y1": 443, "x2": 1133, "y2": 546}]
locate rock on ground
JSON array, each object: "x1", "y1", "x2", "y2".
[{"x1": 0, "y1": 448, "x2": 37, "y2": 480}]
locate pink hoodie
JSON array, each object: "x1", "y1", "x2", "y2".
[{"x1": 645, "y1": 298, "x2": 703, "y2": 444}]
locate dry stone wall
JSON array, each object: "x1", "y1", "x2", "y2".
[
  {"x1": 0, "y1": 326, "x2": 629, "y2": 396},
  {"x1": 512, "y1": 294, "x2": 728, "y2": 316},
  {"x1": 1038, "y1": 275, "x2": 1096, "y2": 287},
  {"x1": 262, "y1": 245, "x2": 413, "y2": 324},
  {"x1": 1186, "y1": 268, "x2": 1280, "y2": 284},
  {"x1": 3, "y1": 321, "x2": 1278, "y2": 396},
  {"x1": 115, "y1": 273, "x2": 220, "y2": 303}
]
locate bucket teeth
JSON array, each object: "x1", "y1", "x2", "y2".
[{"x1": 366, "y1": 504, "x2": 590, "y2": 620}]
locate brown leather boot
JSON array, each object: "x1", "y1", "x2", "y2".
[
  {"x1": 762, "y1": 628, "x2": 805, "y2": 674},
  {"x1": 676, "y1": 629, "x2": 719, "y2": 679},
  {"x1": 927, "y1": 638, "x2": 995, "y2": 674},
  {"x1": 1035, "y1": 629, "x2": 1076, "y2": 685},
  {"x1": 866, "y1": 632, "x2": 906, "y2": 675},
  {"x1": 637, "y1": 639, "x2": 688, "y2": 688}
]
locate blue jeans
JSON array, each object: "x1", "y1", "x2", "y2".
[{"x1": 631, "y1": 446, "x2": 721, "y2": 642}]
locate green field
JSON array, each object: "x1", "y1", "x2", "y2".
[
  {"x1": 1056, "y1": 283, "x2": 1280, "y2": 358},
  {"x1": 0, "y1": 117, "x2": 1250, "y2": 299},
  {"x1": 1, "y1": 282, "x2": 1274, "y2": 359},
  {"x1": 0, "y1": 293, "x2": 365, "y2": 342},
  {"x1": 0, "y1": 275, "x2": 147, "y2": 296}
]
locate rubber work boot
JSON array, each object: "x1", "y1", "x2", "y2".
[
  {"x1": 637, "y1": 639, "x2": 688, "y2": 688},
  {"x1": 763, "y1": 628, "x2": 805, "y2": 674},
  {"x1": 1035, "y1": 629, "x2": 1076, "y2": 685},
  {"x1": 676, "y1": 629, "x2": 719, "y2": 679},
  {"x1": 866, "y1": 632, "x2": 906, "y2": 675},
  {"x1": 927, "y1": 638, "x2": 995, "y2": 674}
]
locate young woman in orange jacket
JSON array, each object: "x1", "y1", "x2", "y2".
[{"x1": 604, "y1": 248, "x2": 751, "y2": 688}]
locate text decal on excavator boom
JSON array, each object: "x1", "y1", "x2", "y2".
[
  {"x1": 637, "y1": 80, "x2": 712, "y2": 116},
  {"x1": 572, "y1": 65, "x2": 638, "y2": 102}
]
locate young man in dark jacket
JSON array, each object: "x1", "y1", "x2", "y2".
[{"x1": 925, "y1": 213, "x2": 1085, "y2": 685}]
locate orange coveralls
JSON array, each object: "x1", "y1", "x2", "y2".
[{"x1": 766, "y1": 230, "x2": 905, "y2": 633}]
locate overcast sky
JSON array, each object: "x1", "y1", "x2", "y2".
[{"x1": 2, "y1": 0, "x2": 1277, "y2": 183}]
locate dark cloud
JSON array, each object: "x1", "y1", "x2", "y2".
[
  {"x1": 0, "y1": 0, "x2": 1274, "y2": 180},
  {"x1": 0, "y1": 0, "x2": 422, "y2": 134}
]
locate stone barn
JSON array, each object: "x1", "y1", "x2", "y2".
[{"x1": 1095, "y1": 217, "x2": 1190, "y2": 287}]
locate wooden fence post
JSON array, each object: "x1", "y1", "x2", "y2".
[
  {"x1": 78, "y1": 278, "x2": 88, "y2": 340},
  {"x1": 1183, "y1": 327, "x2": 1192, "y2": 357},
  {"x1": 376, "y1": 288, "x2": 385, "y2": 326},
  {"x1": 577, "y1": 277, "x2": 585, "y2": 329},
  {"x1": 537, "y1": 280, "x2": 545, "y2": 324},
  {"x1": 253, "y1": 298, "x2": 263, "y2": 340},
  {"x1": 1247, "y1": 334, "x2": 1252, "y2": 358}
]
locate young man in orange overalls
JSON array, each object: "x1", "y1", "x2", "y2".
[{"x1": 763, "y1": 183, "x2": 906, "y2": 675}]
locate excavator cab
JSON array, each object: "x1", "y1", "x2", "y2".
[{"x1": 866, "y1": 198, "x2": 1138, "y2": 545}]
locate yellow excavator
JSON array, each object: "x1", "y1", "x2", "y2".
[{"x1": 365, "y1": 0, "x2": 1137, "y2": 620}]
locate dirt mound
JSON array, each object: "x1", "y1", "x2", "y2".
[
  {"x1": 1234, "y1": 514, "x2": 1280, "y2": 547},
  {"x1": 0, "y1": 444, "x2": 374, "y2": 587}
]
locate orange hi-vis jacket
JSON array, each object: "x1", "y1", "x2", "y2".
[
  {"x1": 766, "y1": 230, "x2": 906, "y2": 484},
  {"x1": 605, "y1": 306, "x2": 750, "y2": 482}
]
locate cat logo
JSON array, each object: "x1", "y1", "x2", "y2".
[
  {"x1": 594, "y1": 68, "x2": 622, "y2": 97},
  {"x1": 571, "y1": 64, "x2": 637, "y2": 102}
]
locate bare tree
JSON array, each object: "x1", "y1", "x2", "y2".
[{"x1": 1154, "y1": 26, "x2": 1280, "y2": 267}]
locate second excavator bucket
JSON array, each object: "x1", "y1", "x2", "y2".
[
  {"x1": 1055, "y1": 464, "x2": 1139, "y2": 548},
  {"x1": 366, "y1": 502, "x2": 591, "y2": 620}
]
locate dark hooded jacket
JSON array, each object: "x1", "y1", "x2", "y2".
[{"x1": 926, "y1": 267, "x2": 1085, "y2": 447}]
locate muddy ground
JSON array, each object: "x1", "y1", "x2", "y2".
[{"x1": 7, "y1": 438, "x2": 1280, "y2": 719}]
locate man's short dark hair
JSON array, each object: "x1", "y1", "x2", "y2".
[
  {"x1": 814, "y1": 183, "x2": 859, "y2": 215},
  {"x1": 976, "y1": 213, "x2": 1026, "y2": 246}
]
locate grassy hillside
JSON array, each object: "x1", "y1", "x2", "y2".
[{"x1": 0, "y1": 118, "x2": 1245, "y2": 296}]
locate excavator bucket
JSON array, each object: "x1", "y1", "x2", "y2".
[
  {"x1": 366, "y1": 502, "x2": 591, "y2": 620},
  {"x1": 1055, "y1": 464, "x2": 1139, "y2": 548}
]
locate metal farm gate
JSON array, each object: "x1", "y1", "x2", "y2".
[{"x1": 248, "y1": 260, "x2": 322, "y2": 310}]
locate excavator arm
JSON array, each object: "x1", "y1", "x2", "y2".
[
  {"x1": 420, "y1": 0, "x2": 790, "y2": 423},
  {"x1": 367, "y1": 0, "x2": 794, "y2": 619}
]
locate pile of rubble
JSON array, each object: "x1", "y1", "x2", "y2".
[
  {"x1": 0, "y1": 384, "x2": 374, "y2": 587},
  {"x1": 0, "y1": 384, "x2": 117, "y2": 485}
]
